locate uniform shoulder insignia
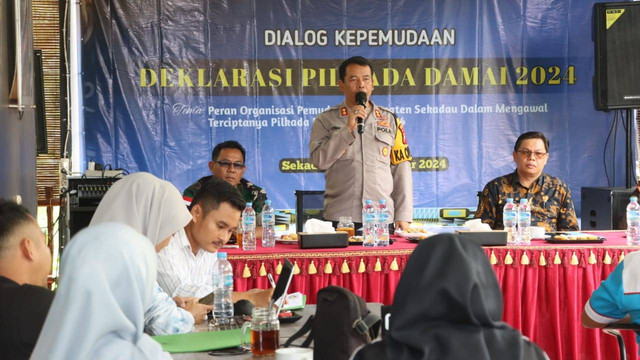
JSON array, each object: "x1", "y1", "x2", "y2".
[
  {"x1": 374, "y1": 105, "x2": 393, "y2": 122},
  {"x1": 316, "y1": 104, "x2": 343, "y2": 118},
  {"x1": 376, "y1": 104, "x2": 392, "y2": 112},
  {"x1": 377, "y1": 105, "x2": 394, "y2": 117},
  {"x1": 327, "y1": 104, "x2": 342, "y2": 110}
]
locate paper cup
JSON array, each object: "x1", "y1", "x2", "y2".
[{"x1": 276, "y1": 347, "x2": 313, "y2": 360}]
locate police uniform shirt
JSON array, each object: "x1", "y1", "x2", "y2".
[{"x1": 309, "y1": 101, "x2": 413, "y2": 223}]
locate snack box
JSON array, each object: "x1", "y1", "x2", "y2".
[
  {"x1": 455, "y1": 230, "x2": 507, "y2": 246},
  {"x1": 298, "y1": 232, "x2": 349, "y2": 249}
]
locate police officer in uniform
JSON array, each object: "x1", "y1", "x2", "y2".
[{"x1": 309, "y1": 56, "x2": 413, "y2": 231}]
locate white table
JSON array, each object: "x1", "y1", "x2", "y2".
[{"x1": 173, "y1": 303, "x2": 381, "y2": 359}]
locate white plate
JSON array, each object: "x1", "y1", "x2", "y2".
[
  {"x1": 534, "y1": 234, "x2": 551, "y2": 240},
  {"x1": 275, "y1": 238, "x2": 298, "y2": 244},
  {"x1": 395, "y1": 230, "x2": 436, "y2": 238}
]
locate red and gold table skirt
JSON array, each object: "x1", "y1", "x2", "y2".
[{"x1": 225, "y1": 232, "x2": 639, "y2": 360}]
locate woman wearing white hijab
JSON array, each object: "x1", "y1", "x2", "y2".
[
  {"x1": 90, "y1": 172, "x2": 211, "y2": 335},
  {"x1": 90, "y1": 172, "x2": 191, "y2": 251},
  {"x1": 30, "y1": 223, "x2": 171, "y2": 359}
]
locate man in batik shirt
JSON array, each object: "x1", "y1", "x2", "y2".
[
  {"x1": 183, "y1": 141, "x2": 268, "y2": 228},
  {"x1": 474, "y1": 131, "x2": 579, "y2": 231}
]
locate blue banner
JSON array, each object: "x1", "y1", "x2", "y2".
[{"x1": 81, "y1": 0, "x2": 627, "y2": 215}]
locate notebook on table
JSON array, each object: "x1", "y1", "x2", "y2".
[{"x1": 152, "y1": 329, "x2": 249, "y2": 353}]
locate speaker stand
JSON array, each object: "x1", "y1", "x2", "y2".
[{"x1": 627, "y1": 108, "x2": 636, "y2": 188}]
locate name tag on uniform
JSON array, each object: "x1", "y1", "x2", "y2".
[{"x1": 377, "y1": 126, "x2": 393, "y2": 134}]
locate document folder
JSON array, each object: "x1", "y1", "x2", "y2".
[{"x1": 152, "y1": 328, "x2": 249, "y2": 353}]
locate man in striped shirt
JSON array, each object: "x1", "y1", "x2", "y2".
[{"x1": 158, "y1": 178, "x2": 272, "y2": 306}]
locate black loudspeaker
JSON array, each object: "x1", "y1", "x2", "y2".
[
  {"x1": 581, "y1": 187, "x2": 634, "y2": 230},
  {"x1": 33, "y1": 49, "x2": 47, "y2": 154},
  {"x1": 69, "y1": 208, "x2": 96, "y2": 238},
  {"x1": 594, "y1": 2, "x2": 640, "y2": 110}
]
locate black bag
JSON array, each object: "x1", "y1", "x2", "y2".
[{"x1": 284, "y1": 285, "x2": 380, "y2": 360}]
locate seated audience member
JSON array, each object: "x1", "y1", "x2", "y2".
[
  {"x1": 0, "y1": 199, "x2": 54, "y2": 359},
  {"x1": 582, "y1": 251, "x2": 640, "y2": 340},
  {"x1": 31, "y1": 223, "x2": 171, "y2": 360},
  {"x1": 474, "y1": 131, "x2": 579, "y2": 231},
  {"x1": 355, "y1": 233, "x2": 548, "y2": 360},
  {"x1": 182, "y1": 140, "x2": 268, "y2": 223},
  {"x1": 158, "y1": 177, "x2": 273, "y2": 305},
  {"x1": 90, "y1": 172, "x2": 211, "y2": 335}
]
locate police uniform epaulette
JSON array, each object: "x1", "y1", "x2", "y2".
[
  {"x1": 375, "y1": 105, "x2": 398, "y2": 124},
  {"x1": 376, "y1": 104, "x2": 393, "y2": 114},
  {"x1": 327, "y1": 104, "x2": 343, "y2": 111}
]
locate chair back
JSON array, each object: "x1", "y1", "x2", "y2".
[
  {"x1": 603, "y1": 323, "x2": 640, "y2": 360},
  {"x1": 295, "y1": 190, "x2": 325, "y2": 233}
]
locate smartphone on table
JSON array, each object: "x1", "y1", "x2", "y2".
[{"x1": 199, "y1": 292, "x2": 214, "y2": 305}]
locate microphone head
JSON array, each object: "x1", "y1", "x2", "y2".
[{"x1": 355, "y1": 92, "x2": 367, "y2": 106}]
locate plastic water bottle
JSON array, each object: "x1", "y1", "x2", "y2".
[
  {"x1": 242, "y1": 202, "x2": 256, "y2": 251},
  {"x1": 627, "y1": 196, "x2": 640, "y2": 246},
  {"x1": 503, "y1": 198, "x2": 518, "y2": 244},
  {"x1": 362, "y1": 200, "x2": 377, "y2": 247},
  {"x1": 212, "y1": 252, "x2": 234, "y2": 325},
  {"x1": 517, "y1": 198, "x2": 531, "y2": 245},
  {"x1": 376, "y1": 199, "x2": 391, "y2": 247},
  {"x1": 262, "y1": 200, "x2": 276, "y2": 247}
]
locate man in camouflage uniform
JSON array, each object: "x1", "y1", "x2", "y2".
[
  {"x1": 309, "y1": 56, "x2": 413, "y2": 231},
  {"x1": 475, "y1": 131, "x2": 579, "y2": 231},
  {"x1": 183, "y1": 141, "x2": 268, "y2": 226}
]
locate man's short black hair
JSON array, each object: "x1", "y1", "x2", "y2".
[
  {"x1": 0, "y1": 199, "x2": 33, "y2": 255},
  {"x1": 190, "y1": 178, "x2": 245, "y2": 216},
  {"x1": 338, "y1": 56, "x2": 374, "y2": 82},
  {"x1": 211, "y1": 140, "x2": 246, "y2": 164},
  {"x1": 514, "y1": 131, "x2": 549, "y2": 153}
]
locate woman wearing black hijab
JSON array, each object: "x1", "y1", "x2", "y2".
[{"x1": 354, "y1": 233, "x2": 547, "y2": 360}]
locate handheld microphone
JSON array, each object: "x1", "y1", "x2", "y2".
[{"x1": 355, "y1": 92, "x2": 367, "y2": 135}]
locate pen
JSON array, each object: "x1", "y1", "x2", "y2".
[{"x1": 267, "y1": 273, "x2": 276, "y2": 288}]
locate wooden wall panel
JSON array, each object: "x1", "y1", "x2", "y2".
[{"x1": 33, "y1": 0, "x2": 61, "y2": 200}]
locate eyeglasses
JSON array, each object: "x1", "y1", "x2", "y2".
[
  {"x1": 517, "y1": 150, "x2": 547, "y2": 159},
  {"x1": 214, "y1": 160, "x2": 245, "y2": 169}
]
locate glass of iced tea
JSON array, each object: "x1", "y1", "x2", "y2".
[
  {"x1": 241, "y1": 307, "x2": 279, "y2": 356},
  {"x1": 235, "y1": 223, "x2": 243, "y2": 248},
  {"x1": 337, "y1": 216, "x2": 355, "y2": 237}
]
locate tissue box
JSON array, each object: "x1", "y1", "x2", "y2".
[
  {"x1": 298, "y1": 232, "x2": 348, "y2": 249},
  {"x1": 455, "y1": 230, "x2": 507, "y2": 246}
]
